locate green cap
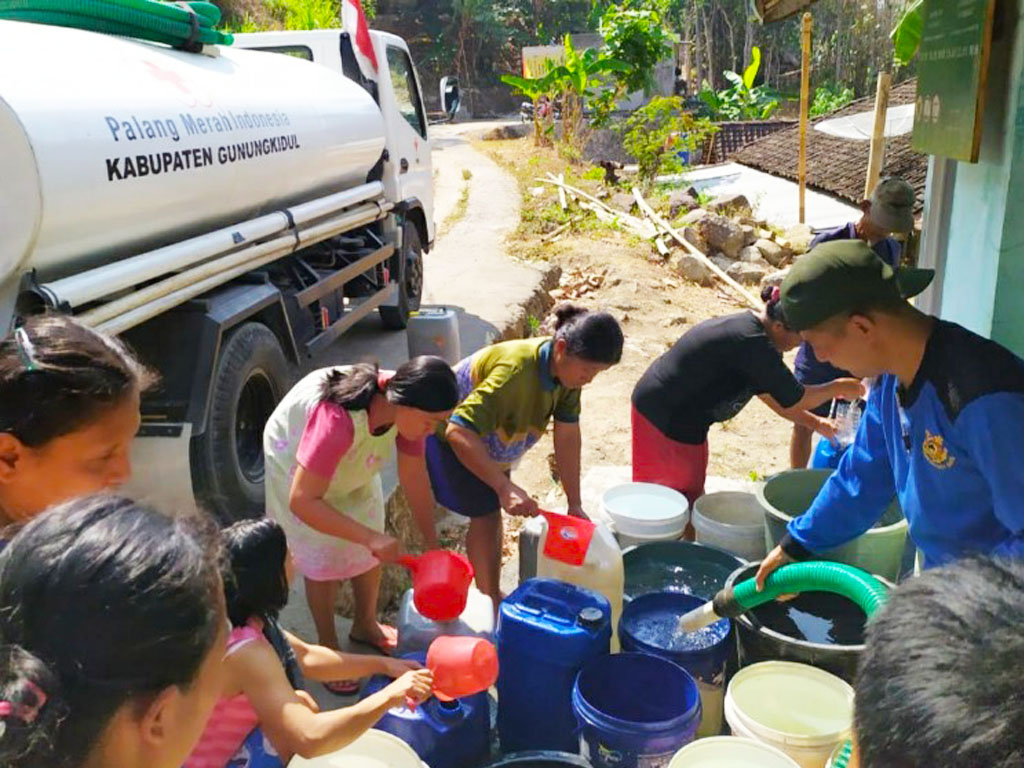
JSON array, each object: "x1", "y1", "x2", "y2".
[{"x1": 780, "y1": 240, "x2": 935, "y2": 331}]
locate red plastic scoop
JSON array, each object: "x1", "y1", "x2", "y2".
[
  {"x1": 539, "y1": 510, "x2": 596, "y2": 566},
  {"x1": 426, "y1": 636, "x2": 499, "y2": 701},
  {"x1": 398, "y1": 550, "x2": 474, "y2": 622}
]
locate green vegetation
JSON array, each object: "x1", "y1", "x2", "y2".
[
  {"x1": 891, "y1": 0, "x2": 924, "y2": 67},
  {"x1": 697, "y1": 46, "x2": 779, "y2": 122},
  {"x1": 810, "y1": 83, "x2": 855, "y2": 118},
  {"x1": 622, "y1": 96, "x2": 717, "y2": 191}
]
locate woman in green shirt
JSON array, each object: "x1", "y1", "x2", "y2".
[{"x1": 426, "y1": 305, "x2": 624, "y2": 605}]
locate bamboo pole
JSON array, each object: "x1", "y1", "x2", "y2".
[
  {"x1": 632, "y1": 187, "x2": 761, "y2": 310},
  {"x1": 864, "y1": 72, "x2": 892, "y2": 199},
  {"x1": 798, "y1": 12, "x2": 812, "y2": 224}
]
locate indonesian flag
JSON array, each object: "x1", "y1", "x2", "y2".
[{"x1": 342, "y1": 0, "x2": 379, "y2": 80}]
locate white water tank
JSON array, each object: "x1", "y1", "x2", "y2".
[{"x1": 0, "y1": 20, "x2": 386, "y2": 286}]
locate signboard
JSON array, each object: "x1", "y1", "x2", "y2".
[{"x1": 911, "y1": 0, "x2": 996, "y2": 162}]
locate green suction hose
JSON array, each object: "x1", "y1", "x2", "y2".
[
  {"x1": 0, "y1": 0, "x2": 234, "y2": 50},
  {"x1": 831, "y1": 739, "x2": 853, "y2": 768},
  {"x1": 678, "y1": 561, "x2": 889, "y2": 632}
]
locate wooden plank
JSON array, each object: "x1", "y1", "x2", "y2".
[
  {"x1": 864, "y1": 72, "x2": 892, "y2": 199},
  {"x1": 798, "y1": 12, "x2": 812, "y2": 224},
  {"x1": 557, "y1": 173, "x2": 568, "y2": 211},
  {"x1": 632, "y1": 187, "x2": 761, "y2": 310}
]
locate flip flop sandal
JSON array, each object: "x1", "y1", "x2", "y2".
[
  {"x1": 323, "y1": 679, "x2": 360, "y2": 696},
  {"x1": 348, "y1": 623, "x2": 398, "y2": 656}
]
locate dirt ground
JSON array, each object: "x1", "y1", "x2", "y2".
[{"x1": 478, "y1": 137, "x2": 797, "y2": 522}]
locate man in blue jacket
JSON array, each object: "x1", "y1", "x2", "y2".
[{"x1": 756, "y1": 240, "x2": 1024, "y2": 587}]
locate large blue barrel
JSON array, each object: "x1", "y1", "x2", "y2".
[
  {"x1": 361, "y1": 653, "x2": 490, "y2": 768},
  {"x1": 573, "y1": 653, "x2": 701, "y2": 768},
  {"x1": 497, "y1": 578, "x2": 612, "y2": 754},
  {"x1": 619, "y1": 591, "x2": 733, "y2": 737}
]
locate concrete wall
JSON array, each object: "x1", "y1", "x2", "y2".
[{"x1": 938, "y1": 1, "x2": 1024, "y2": 355}]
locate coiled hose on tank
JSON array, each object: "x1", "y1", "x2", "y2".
[
  {"x1": 677, "y1": 561, "x2": 889, "y2": 632},
  {"x1": 0, "y1": 0, "x2": 233, "y2": 50}
]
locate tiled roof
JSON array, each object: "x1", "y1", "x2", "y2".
[{"x1": 734, "y1": 78, "x2": 926, "y2": 212}]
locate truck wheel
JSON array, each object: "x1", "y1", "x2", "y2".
[
  {"x1": 192, "y1": 322, "x2": 292, "y2": 524},
  {"x1": 380, "y1": 220, "x2": 423, "y2": 330}
]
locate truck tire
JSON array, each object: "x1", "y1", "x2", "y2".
[
  {"x1": 192, "y1": 322, "x2": 292, "y2": 524},
  {"x1": 380, "y1": 220, "x2": 423, "y2": 330}
]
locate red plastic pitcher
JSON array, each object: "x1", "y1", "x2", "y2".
[
  {"x1": 398, "y1": 550, "x2": 474, "y2": 622},
  {"x1": 539, "y1": 509, "x2": 596, "y2": 566},
  {"x1": 426, "y1": 636, "x2": 499, "y2": 701}
]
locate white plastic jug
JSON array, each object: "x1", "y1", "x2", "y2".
[
  {"x1": 536, "y1": 519, "x2": 624, "y2": 651},
  {"x1": 396, "y1": 583, "x2": 495, "y2": 655}
]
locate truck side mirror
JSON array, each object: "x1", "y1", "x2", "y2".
[{"x1": 440, "y1": 76, "x2": 461, "y2": 121}]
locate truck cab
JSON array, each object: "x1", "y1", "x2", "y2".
[
  {"x1": 234, "y1": 29, "x2": 439, "y2": 249},
  {"x1": 0, "y1": 20, "x2": 456, "y2": 522}
]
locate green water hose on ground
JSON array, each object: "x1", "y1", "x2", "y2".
[
  {"x1": 678, "y1": 561, "x2": 889, "y2": 632},
  {"x1": 0, "y1": 0, "x2": 233, "y2": 50}
]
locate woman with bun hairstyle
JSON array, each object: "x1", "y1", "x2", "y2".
[
  {"x1": 263, "y1": 356, "x2": 458, "y2": 693},
  {"x1": 0, "y1": 315, "x2": 152, "y2": 528},
  {"x1": 631, "y1": 286, "x2": 865, "y2": 530},
  {"x1": 0, "y1": 494, "x2": 227, "y2": 768},
  {"x1": 425, "y1": 303, "x2": 624, "y2": 605}
]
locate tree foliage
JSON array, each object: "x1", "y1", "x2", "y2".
[
  {"x1": 697, "y1": 46, "x2": 779, "y2": 121},
  {"x1": 622, "y1": 96, "x2": 717, "y2": 190}
]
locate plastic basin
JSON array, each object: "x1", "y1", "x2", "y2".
[
  {"x1": 692, "y1": 491, "x2": 767, "y2": 561},
  {"x1": 623, "y1": 540, "x2": 745, "y2": 601},
  {"x1": 573, "y1": 653, "x2": 701, "y2": 768},
  {"x1": 288, "y1": 729, "x2": 426, "y2": 768},
  {"x1": 725, "y1": 661, "x2": 853, "y2": 768},
  {"x1": 726, "y1": 563, "x2": 893, "y2": 683},
  {"x1": 601, "y1": 483, "x2": 689, "y2": 548},
  {"x1": 758, "y1": 469, "x2": 907, "y2": 582},
  {"x1": 619, "y1": 591, "x2": 733, "y2": 737},
  {"x1": 668, "y1": 737, "x2": 801, "y2": 768}
]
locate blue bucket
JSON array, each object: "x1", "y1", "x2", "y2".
[
  {"x1": 572, "y1": 653, "x2": 701, "y2": 768},
  {"x1": 619, "y1": 591, "x2": 733, "y2": 737}
]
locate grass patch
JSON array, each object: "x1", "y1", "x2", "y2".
[{"x1": 440, "y1": 182, "x2": 470, "y2": 236}]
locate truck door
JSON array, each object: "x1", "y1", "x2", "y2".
[{"x1": 381, "y1": 42, "x2": 434, "y2": 243}]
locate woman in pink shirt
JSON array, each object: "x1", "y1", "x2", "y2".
[{"x1": 263, "y1": 357, "x2": 458, "y2": 693}]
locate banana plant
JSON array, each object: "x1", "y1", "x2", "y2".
[{"x1": 891, "y1": 0, "x2": 924, "y2": 67}]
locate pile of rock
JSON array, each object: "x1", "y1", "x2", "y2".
[{"x1": 663, "y1": 190, "x2": 812, "y2": 291}]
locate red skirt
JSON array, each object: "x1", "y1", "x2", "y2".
[{"x1": 631, "y1": 406, "x2": 709, "y2": 505}]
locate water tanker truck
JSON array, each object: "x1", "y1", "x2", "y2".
[{"x1": 0, "y1": 17, "x2": 458, "y2": 521}]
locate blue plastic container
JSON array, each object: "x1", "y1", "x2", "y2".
[
  {"x1": 619, "y1": 591, "x2": 733, "y2": 737},
  {"x1": 497, "y1": 578, "x2": 612, "y2": 754},
  {"x1": 573, "y1": 653, "x2": 701, "y2": 768},
  {"x1": 811, "y1": 438, "x2": 847, "y2": 470},
  {"x1": 361, "y1": 653, "x2": 490, "y2": 768}
]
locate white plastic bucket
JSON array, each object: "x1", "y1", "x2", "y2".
[
  {"x1": 288, "y1": 729, "x2": 427, "y2": 767},
  {"x1": 725, "y1": 661, "x2": 853, "y2": 768},
  {"x1": 669, "y1": 736, "x2": 801, "y2": 768},
  {"x1": 692, "y1": 491, "x2": 766, "y2": 561},
  {"x1": 600, "y1": 483, "x2": 689, "y2": 549}
]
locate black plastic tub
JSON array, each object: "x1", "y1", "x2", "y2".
[{"x1": 487, "y1": 753, "x2": 592, "y2": 767}]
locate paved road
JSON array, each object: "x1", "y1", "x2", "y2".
[{"x1": 307, "y1": 119, "x2": 542, "y2": 373}]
